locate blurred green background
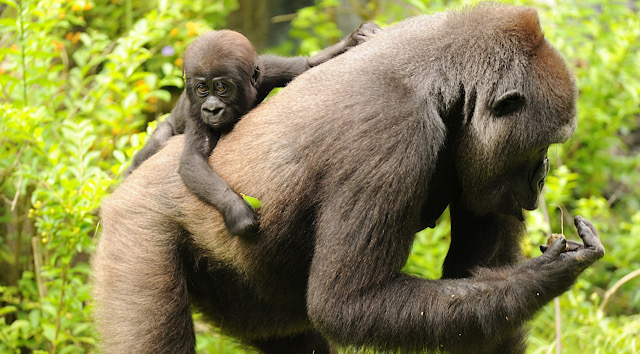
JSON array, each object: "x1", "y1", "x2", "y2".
[{"x1": 0, "y1": 0, "x2": 638, "y2": 352}]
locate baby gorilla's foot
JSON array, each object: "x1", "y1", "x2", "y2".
[{"x1": 224, "y1": 198, "x2": 259, "y2": 237}]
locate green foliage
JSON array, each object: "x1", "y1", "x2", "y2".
[
  {"x1": 0, "y1": 0, "x2": 237, "y2": 351},
  {"x1": 546, "y1": 1, "x2": 640, "y2": 208},
  {"x1": 532, "y1": 0, "x2": 640, "y2": 317},
  {"x1": 404, "y1": 215, "x2": 451, "y2": 280},
  {"x1": 291, "y1": 0, "x2": 343, "y2": 54},
  {"x1": 0, "y1": 0, "x2": 638, "y2": 352},
  {"x1": 529, "y1": 280, "x2": 640, "y2": 353}
]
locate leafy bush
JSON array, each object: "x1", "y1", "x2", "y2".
[{"x1": 0, "y1": 0, "x2": 237, "y2": 351}]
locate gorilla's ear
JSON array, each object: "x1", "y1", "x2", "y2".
[
  {"x1": 251, "y1": 65, "x2": 260, "y2": 87},
  {"x1": 491, "y1": 90, "x2": 525, "y2": 117}
]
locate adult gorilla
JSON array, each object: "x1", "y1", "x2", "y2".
[{"x1": 93, "y1": 4, "x2": 604, "y2": 353}]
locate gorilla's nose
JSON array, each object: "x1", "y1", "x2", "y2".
[{"x1": 203, "y1": 104, "x2": 224, "y2": 118}]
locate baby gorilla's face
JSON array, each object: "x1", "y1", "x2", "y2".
[{"x1": 190, "y1": 75, "x2": 242, "y2": 132}]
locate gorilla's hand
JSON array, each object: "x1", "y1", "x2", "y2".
[
  {"x1": 345, "y1": 22, "x2": 381, "y2": 49},
  {"x1": 223, "y1": 195, "x2": 260, "y2": 237},
  {"x1": 306, "y1": 22, "x2": 381, "y2": 68},
  {"x1": 523, "y1": 216, "x2": 604, "y2": 299}
]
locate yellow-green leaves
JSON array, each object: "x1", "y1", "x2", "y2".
[{"x1": 241, "y1": 194, "x2": 262, "y2": 210}]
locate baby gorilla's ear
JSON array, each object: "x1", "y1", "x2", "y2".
[{"x1": 251, "y1": 65, "x2": 260, "y2": 86}]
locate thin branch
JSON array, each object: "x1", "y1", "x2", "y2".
[
  {"x1": 599, "y1": 268, "x2": 640, "y2": 312},
  {"x1": 540, "y1": 197, "x2": 551, "y2": 233},
  {"x1": 10, "y1": 175, "x2": 23, "y2": 212},
  {"x1": 52, "y1": 263, "x2": 69, "y2": 354},
  {"x1": 554, "y1": 298, "x2": 562, "y2": 354},
  {"x1": 270, "y1": 13, "x2": 297, "y2": 23},
  {"x1": 0, "y1": 144, "x2": 25, "y2": 186},
  {"x1": 31, "y1": 236, "x2": 47, "y2": 299}
]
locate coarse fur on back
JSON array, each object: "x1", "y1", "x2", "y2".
[{"x1": 94, "y1": 4, "x2": 603, "y2": 354}]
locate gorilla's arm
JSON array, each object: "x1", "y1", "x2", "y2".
[
  {"x1": 307, "y1": 198, "x2": 603, "y2": 351},
  {"x1": 440, "y1": 201, "x2": 591, "y2": 349},
  {"x1": 126, "y1": 93, "x2": 188, "y2": 175},
  {"x1": 125, "y1": 121, "x2": 176, "y2": 175},
  {"x1": 255, "y1": 22, "x2": 380, "y2": 103},
  {"x1": 178, "y1": 120, "x2": 257, "y2": 237}
]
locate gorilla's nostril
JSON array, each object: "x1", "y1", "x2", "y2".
[{"x1": 212, "y1": 108, "x2": 223, "y2": 116}]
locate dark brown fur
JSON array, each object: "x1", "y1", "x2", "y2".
[
  {"x1": 126, "y1": 25, "x2": 380, "y2": 237},
  {"x1": 94, "y1": 4, "x2": 604, "y2": 353},
  {"x1": 184, "y1": 30, "x2": 258, "y2": 80},
  {"x1": 125, "y1": 23, "x2": 380, "y2": 175}
]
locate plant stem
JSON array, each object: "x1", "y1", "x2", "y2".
[
  {"x1": 554, "y1": 298, "x2": 562, "y2": 354},
  {"x1": 17, "y1": 0, "x2": 28, "y2": 105},
  {"x1": 126, "y1": 0, "x2": 132, "y2": 31},
  {"x1": 31, "y1": 236, "x2": 47, "y2": 299},
  {"x1": 599, "y1": 268, "x2": 640, "y2": 312},
  {"x1": 52, "y1": 263, "x2": 69, "y2": 354}
]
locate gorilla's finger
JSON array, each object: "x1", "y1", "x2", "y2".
[
  {"x1": 574, "y1": 217, "x2": 601, "y2": 247},
  {"x1": 540, "y1": 238, "x2": 580, "y2": 253},
  {"x1": 542, "y1": 236, "x2": 567, "y2": 259},
  {"x1": 363, "y1": 22, "x2": 382, "y2": 34},
  {"x1": 576, "y1": 215, "x2": 598, "y2": 236},
  {"x1": 566, "y1": 240, "x2": 582, "y2": 252}
]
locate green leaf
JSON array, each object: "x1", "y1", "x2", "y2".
[
  {"x1": 241, "y1": 194, "x2": 262, "y2": 210},
  {"x1": 0, "y1": 306, "x2": 17, "y2": 316}
]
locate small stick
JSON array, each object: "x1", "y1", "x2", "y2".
[
  {"x1": 599, "y1": 268, "x2": 640, "y2": 312},
  {"x1": 546, "y1": 205, "x2": 568, "y2": 252}
]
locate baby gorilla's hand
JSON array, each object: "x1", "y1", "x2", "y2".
[{"x1": 345, "y1": 22, "x2": 382, "y2": 49}]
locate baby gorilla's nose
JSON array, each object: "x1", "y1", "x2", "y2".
[
  {"x1": 201, "y1": 100, "x2": 226, "y2": 127},
  {"x1": 203, "y1": 103, "x2": 224, "y2": 117}
]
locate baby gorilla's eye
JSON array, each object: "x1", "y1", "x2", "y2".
[
  {"x1": 196, "y1": 84, "x2": 208, "y2": 96},
  {"x1": 215, "y1": 82, "x2": 228, "y2": 94}
]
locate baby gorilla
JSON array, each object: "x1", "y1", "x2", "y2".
[{"x1": 127, "y1": 25, "x2": 379, "y2": 236}]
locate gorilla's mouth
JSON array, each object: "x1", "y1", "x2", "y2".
[
  {"x1": 530, "y1": 157, "x2": 550, "y2": 196},
  {"x1": 513, "y1": 156, "x2": 550, "y2": 213}
]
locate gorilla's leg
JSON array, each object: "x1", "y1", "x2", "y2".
[
  {"x1": 251, "y1": 331, "x2": 332, "y2": 354},
  {"x1": 93, "y1": 208, "x2": 195, "y2": 353}
]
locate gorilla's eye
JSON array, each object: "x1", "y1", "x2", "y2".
[
  {"x1": 196, "y1": 84, "x2": 208, "y2": 96},
  {"x1": 215, "y1": 82, "x2": 228, "y2": 95}
]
